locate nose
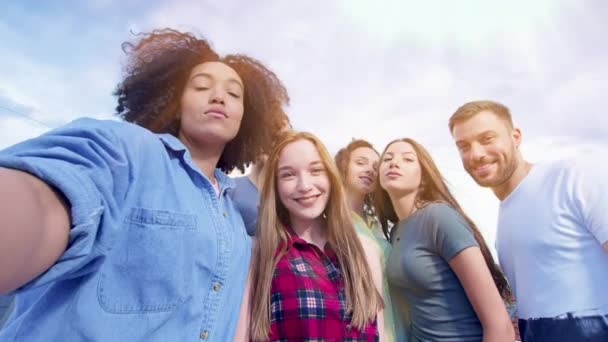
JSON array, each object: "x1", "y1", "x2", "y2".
[
  {"x1": 365, "y1": 165, "x2": 377, "y2": 177},
  {"x1": 296, "y1": 174, "x2": 313, "y2": 193},
  {"x1": 468, "y1": 143, "x2": 486, "y2": 162},
  {"x1": 209, "y1": 86, "x2": 225, "y2": 104}
]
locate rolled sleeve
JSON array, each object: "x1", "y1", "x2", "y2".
[{"x1": 0, "y1": 118, "x2": 132, "y2": 290}]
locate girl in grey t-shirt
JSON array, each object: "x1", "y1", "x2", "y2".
[{"x1": 374, "y1": 138, "x2": 514, "y2": 342}]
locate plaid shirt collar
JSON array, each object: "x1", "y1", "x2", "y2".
[{"x1": 282, "y1": 226, "x2": 338, "y2": 261}]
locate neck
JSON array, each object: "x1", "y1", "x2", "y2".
[
  {"x1": 389, "y1": 191, "x2": 418, "y2": 221},
  {"x1": 347, "y1": 188, "x2": 366, "y2": 218},
  {"x1": 291, "y1": 217, "x2": 326, "y2": 249},
  {"x1": 493, "y1": 159, "x2": 533, "y2": 201},
  {"x1": 178, "y1": 133, "x2": 224, "y2": 182}
]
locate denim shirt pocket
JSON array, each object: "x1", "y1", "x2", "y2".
[{"x1": 98, "y1": 207, "x2": 197, "y2": 313}]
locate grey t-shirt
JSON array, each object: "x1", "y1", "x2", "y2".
[
  {"x1": 387, "y1": 203, "x2": 481, "y2": 342},
  {"x1": 231, "y1": 176, "x2": 260, "y2": 236}
]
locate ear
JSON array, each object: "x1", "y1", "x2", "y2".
[{"x1": 511, "y1": 128, "x2": 522, "y2": 148}]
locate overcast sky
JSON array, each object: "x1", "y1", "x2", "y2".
[{"x1": 2, "y1": 0, "x2": 607, "y2": 254}]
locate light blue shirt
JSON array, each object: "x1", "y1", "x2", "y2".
[
  {"x1": 0, "y1": 118, "x2": 252, "y2": 341},
  {"x1": 497, "y1": 156, "x2": 608, "y2": 319},
  {"x1": 0, "y1": 295, "x2": 13, "y2": 329}
]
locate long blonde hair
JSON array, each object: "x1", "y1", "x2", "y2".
[{"x1": 250, "y1": 131, "x2": 382, "y2": 341}]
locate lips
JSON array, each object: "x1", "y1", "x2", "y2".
[
  {"x1": 385, "y1": 171, "x2": 401, "y2": 178},
  {"x1": 204, "y1": 106, "x2": 227, "y2": 118},
  {"x1": 294, "y1": 194, "x2": 321, "y2": 206},
  {"x1": 472, "y1": 162, "x2": 495, "y2": 176},
  {"x1": 359, "y1": 175, "x2": 373, "y2": 185}
]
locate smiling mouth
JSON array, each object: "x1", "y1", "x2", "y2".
[
  {"x1": 473, "y1": 163, "x2": 494, "y2": 172},
  {"x1": 294, "y1": 194, "x2": 321, "y2": 205}
]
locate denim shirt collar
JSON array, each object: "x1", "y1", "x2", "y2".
[{"x1": 157, "y1": 133, "x2": 235, "y2": 191}]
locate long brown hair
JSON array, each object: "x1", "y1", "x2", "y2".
[
  {"x1": 250, "y1": 131, "x2": 382, "y2": 341},
  {"x1": 374, "y1": 138, "x2": 512, "y2": 302}
]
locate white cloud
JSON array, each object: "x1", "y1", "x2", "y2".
[
  {"x1": 0, "y1": 116, "x2": 49, "y2": 150},
  {"x1": 1, "y1": 0, "x2": 607, "y2": 256}
]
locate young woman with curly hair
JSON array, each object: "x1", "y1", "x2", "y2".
[{"x1": 0, "y1": 28, "x2": 289, "y2": 341}]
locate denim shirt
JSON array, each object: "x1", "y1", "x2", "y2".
[{"x1": 0, "y1": 118, "x2": 252, "y2": 341}]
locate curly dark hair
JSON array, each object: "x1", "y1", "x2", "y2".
[{"x1": 114, "y1": 28, "x2": 290, "y2": 172}]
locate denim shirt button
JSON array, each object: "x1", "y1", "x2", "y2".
[
  {"x1": 223, "y1": 212, "x2": 228, "y2": 218},
  {"x1": 212, "y1": 282, "x2": 221, "y2": 291},
  {"x1": 199, "y1": 330, "x2": 209, "y2": 340}
]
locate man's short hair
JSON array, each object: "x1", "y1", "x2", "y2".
[{"x1": 449, "y1": 100, "x2": 514, "y2": 133}]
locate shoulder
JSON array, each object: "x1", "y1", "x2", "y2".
[
  {"x1": 63, "y1": 117, "x2": 151, "y2": 138},
  {"x1": 35, "y1": 118, "x2": 160, "y2": 153},
  {"x1": 419, "y1": 203, "x2": 474, "y2": 238},
  {"x1": 419, "y1": 202, "x2": 464, "y2": 225}
]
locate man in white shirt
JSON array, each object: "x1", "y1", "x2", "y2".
[{"x1": 448, "y1": 100, "x2": 608, "y2": 342}]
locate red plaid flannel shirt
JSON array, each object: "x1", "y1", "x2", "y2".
[{"x1": 268, "y1": 232, "x2": 378, "y2": 341}]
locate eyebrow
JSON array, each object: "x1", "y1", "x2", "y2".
[
  {"x1": 190, "y1": 73, "x2": 244, "y2": 89},
  {"x1": 277, "y1": 160, "x2": 323, "y2": 171},
  {"x1": 455, "y1": 130, "x2": 495, "y2": 145},
  {"x1": 385, "y1": 151, "x2": 415, "y2": 155}
]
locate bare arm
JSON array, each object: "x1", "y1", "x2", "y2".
[
  {"x1": 359, "y1": 235, "x2": 386, "y2": 342},
  {"x1": 603, "y1": 241, "x2": 608, "y2": 254},
  {"x1": 449, "y1": 247, "x2": 514, "y2": 342},
  {"x1": 0, "y1": 167, "x2": 70, "y2": 294}
]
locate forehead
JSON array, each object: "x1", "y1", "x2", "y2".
[
  {"x1": 351, "y1": 146, "x2": 379, "y2": 161},
  {"x1": 452, "y1": 110, "x2": 509, "y2": 139},
  {"x1": 189, "y1": 61, "x2": 243, "y2": 86},
  {"x1": 385, "y1": 141, "x2": 416, "y2": 154},
  {"x1": 278, "y1": 139, "x2": 321, "y2": 167}
]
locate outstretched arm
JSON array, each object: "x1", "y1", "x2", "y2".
[{"x1": 0, "y1": 167, "x2": 70, "y2": 294}]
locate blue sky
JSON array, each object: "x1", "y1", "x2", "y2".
[{"x1": 1, "y1": 0, "x2": 607, "y2": 253}]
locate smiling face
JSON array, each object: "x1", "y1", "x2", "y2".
[
  {"x1": 276, "y1": 139, "x2": 330, "y2": 229},
  {"x1": 345, "y1": 146, "x2": 379, "y2": 196},
  {"x1": 451, "y1": 110, "x2": 521, "y2": 189},
  {"x1": 178, "y1": 61, "x2": 245, "y2": 148},
  {"x1": 378, "y1": 141, "x2": 422, "y2": 198}
]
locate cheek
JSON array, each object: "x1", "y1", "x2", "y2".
[
  {"x1": 319, "y1": 175, "x2": 331, "y2": 191},
  {"x1": 347, "y1": 170, "x2": 359, "y2": 186},
  {"x1": 277, "y1": 181, "x2": 291, "y2": 204},
  {"x1": 230, "y1": 100, "x2": 245, "y2": 120}
]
